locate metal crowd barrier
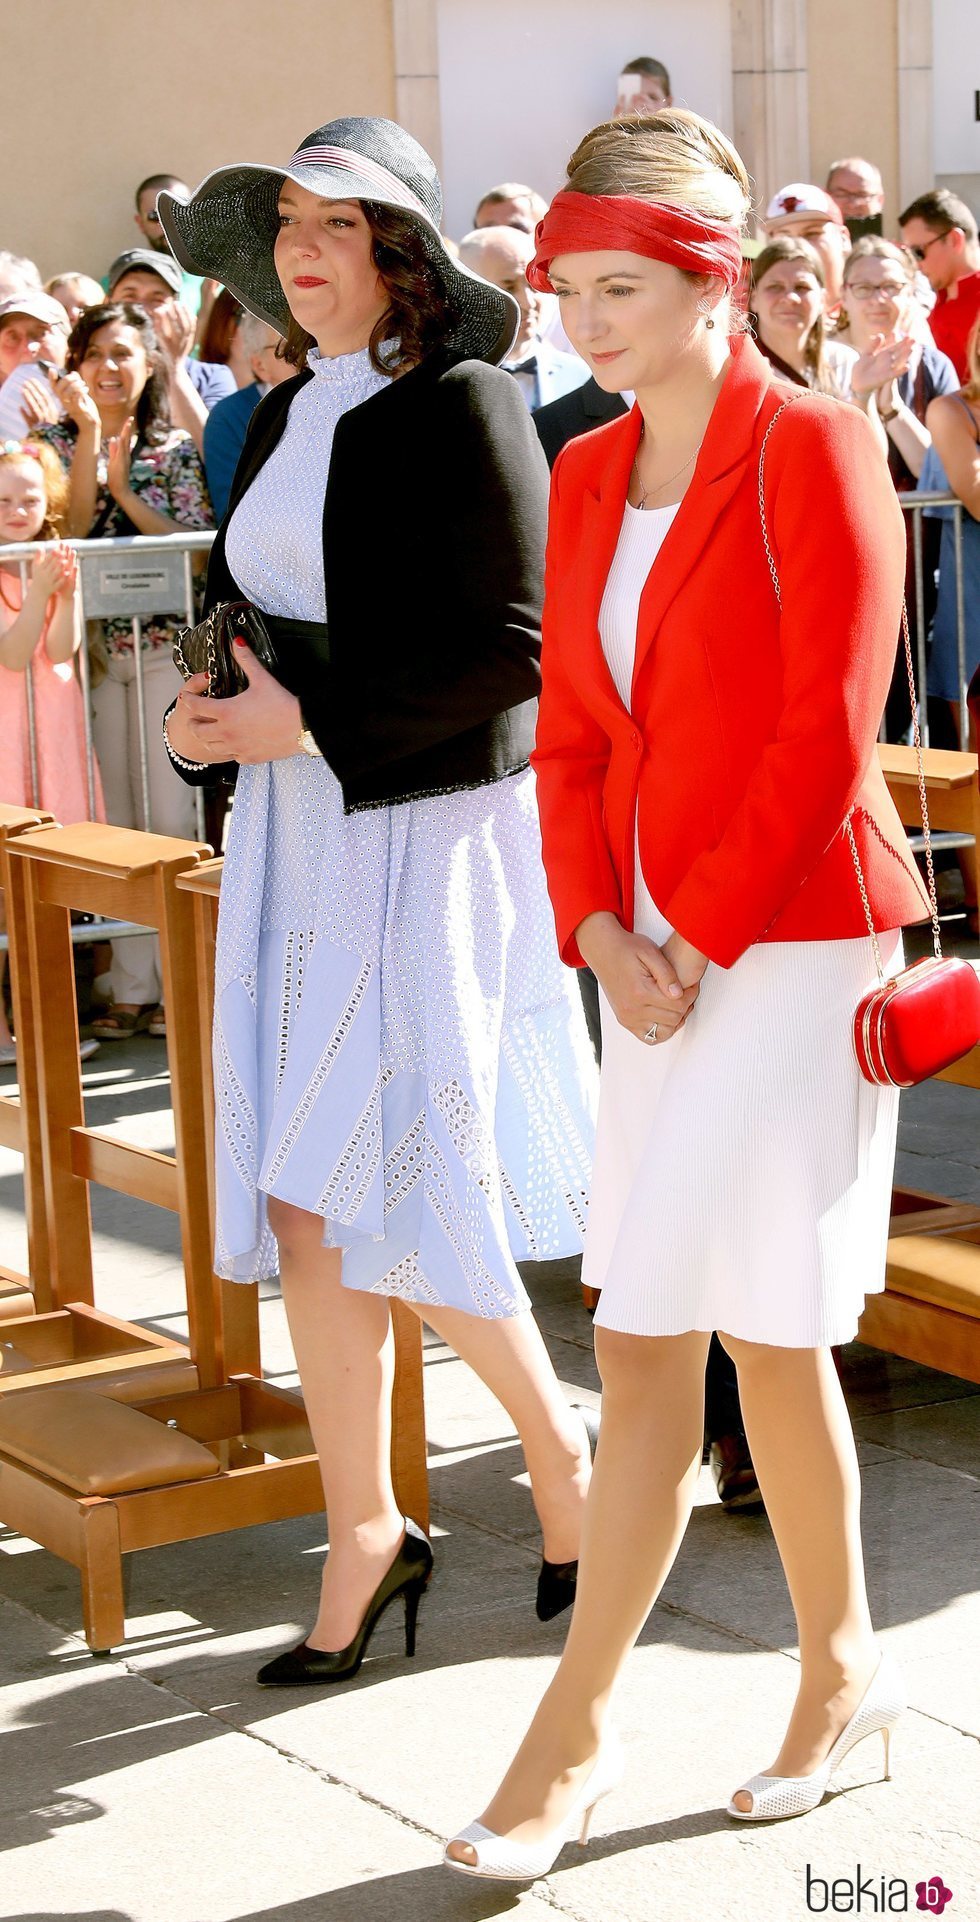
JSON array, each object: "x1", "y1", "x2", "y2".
[
  {"x1": 0, "y1": 530, "x2": 215, "y2": 952},
  {"x1": 900, "y1": 491, "x2": 971, "y2": 746}
]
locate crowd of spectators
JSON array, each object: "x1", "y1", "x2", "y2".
[{"x1": 0, "y1": 52, "x2": 978, "y2": 1056}]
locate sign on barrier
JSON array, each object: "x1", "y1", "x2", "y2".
[{"x1": 79, "y1": 547, "x2": 190, "y2": 620}]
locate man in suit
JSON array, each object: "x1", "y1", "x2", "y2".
[
  {"x1": 533, "y1": 376, "x2": 629, "y2": 469},
  {"x1": 533, "y1": 372, "x2": 762, "y2": 1515},
  {"x1": 457, "y1": 226, "x2": 590, "y2": 413}
]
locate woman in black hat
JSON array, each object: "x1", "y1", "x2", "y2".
[{"x1": 160, "y1": 118, "x2": 597, "y2": 1683}]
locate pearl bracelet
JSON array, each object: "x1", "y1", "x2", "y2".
[{"x1": 163, "y1": 715, "x2": 208, "y2": 773}]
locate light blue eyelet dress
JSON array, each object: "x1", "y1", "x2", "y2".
[{"x1": 213, "y1": 347, "x2": 596, "y2": 1313}]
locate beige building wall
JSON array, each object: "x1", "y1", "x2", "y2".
[
  {"x1": 0, "y1": 0, "x2": 395, "y2": 283},
  {"x1": 806, "y1": 0, "x2": 901, "y2": 221},
  {"x1": 1, "y1": 0, "x2": 948, "y2": 290}
]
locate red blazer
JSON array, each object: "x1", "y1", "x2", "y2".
[{"x1": 532, "y1": 334, "x2": 931, "y2": 969}]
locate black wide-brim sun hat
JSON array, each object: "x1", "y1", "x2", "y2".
[{"x1": 157, "y1": 116, "x2": 519, "y2": 366}]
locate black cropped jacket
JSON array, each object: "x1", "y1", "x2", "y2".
[{"x1": 173, "y1": 346, "x2": 550, "y2": 811}]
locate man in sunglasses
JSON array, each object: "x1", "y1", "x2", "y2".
[
  {"x1": 899, "y1": 188, "x2": 980, "y2": 382},
  {"x1": 132, "y1": 173, "x2": 208, "y2": 323}
]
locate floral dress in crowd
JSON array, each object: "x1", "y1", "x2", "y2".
[{"x1": 37, "y1": 420, "x2": 213, "y2": 655}]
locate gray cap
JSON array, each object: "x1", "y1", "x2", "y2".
[{"x1": 106, "y1": 249, "x2": 183, "y2": 298}]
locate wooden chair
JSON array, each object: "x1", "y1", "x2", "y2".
[{"x1": 0, "y1": 825, "x2": 428, "y2": 1648}]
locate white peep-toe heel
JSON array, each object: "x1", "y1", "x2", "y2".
[
  {"x1": 443, "y1": 1735, "x2": 624, "y2": 1881},
  {"x1": 727, "y1": 1648, "x2": 905, "y2": 1822}
]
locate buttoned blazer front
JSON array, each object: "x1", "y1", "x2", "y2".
[{"x1": 532, "y1": 334, "x2": 930, "y2": 970}]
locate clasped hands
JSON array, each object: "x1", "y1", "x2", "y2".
[
  {"x1": 849, "y1": 330, "x2": 914, "y2": 413},
  {"x1": 168, "y1": 645, "x2": 304, "y2": 765},
  {"x1": 30, "y1": 542, "x2": 77, "y2": 603},
  {"x1": 576, "y1": 910, "x2": 707, "y2": 1045}
]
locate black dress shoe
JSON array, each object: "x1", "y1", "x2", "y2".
[
  {"x1": 536, "y1": 1402, "x2": 600, "y2": 1622},
  {"x1": 256, "y1": 1517, "x2": 433, "y2": 1685},
  {"x1": 709, "y1": 1433, "x2": 764, "y2": 1513}
]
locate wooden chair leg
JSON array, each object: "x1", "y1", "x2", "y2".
[
  {"x1": 390, "y1": 1302, "x2": 428, "y2": 1534},
  {"x1": 9, "y1": 857, "x2": 94, "y2": 1312},
  {"x1": 78, "y1": 1497, "x2": 125, "y2": 1652},
  {"x1": 221, "y1": 1279, "x2": 261, "y2": 1379}
]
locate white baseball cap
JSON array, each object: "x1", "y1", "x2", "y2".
[{"x1": 764, "y1": 184, "x2": 845, "y2": 228}]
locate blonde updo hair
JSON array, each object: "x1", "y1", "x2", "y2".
[{"x1": 565, "y1": 108, "x2": 751, "y2": 234}]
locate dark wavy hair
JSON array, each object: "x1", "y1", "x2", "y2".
[
  {"x1": 278, "y1": 202, "x2": 461, "y2": 375},
  {"x1": 66, "y1": 302, "x2": 172, "y2": 444}
]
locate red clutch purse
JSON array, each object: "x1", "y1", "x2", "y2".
[
  {"x1": 853, "y1": 953, "x2": 980, "y2": 1087},
  {"x1": 760, "y1": 401, "x2": 980, "y2": 1089}
]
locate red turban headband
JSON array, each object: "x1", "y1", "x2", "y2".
[{"x1": 528, "y1": 191, "x2": 743, "y2": 292}]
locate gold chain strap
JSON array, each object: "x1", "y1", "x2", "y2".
[{"x1": 757, "y1": 398, "x2": 943, "y2": 987}]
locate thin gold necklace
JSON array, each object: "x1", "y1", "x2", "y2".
[{"x1": 631, "y1": 431, "x2": 703, "y2": 508}]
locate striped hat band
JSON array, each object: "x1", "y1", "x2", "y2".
[{"x1": 288, "y1": 146, "x2": 434, "y2": 225}]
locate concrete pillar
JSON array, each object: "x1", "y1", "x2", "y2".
[
  {"x1": 897, "y1": 0, "x2": 933, "y2": 212},
  {"x1": 393, "y1": 0, "x2": 442, "y2": 174},
  {"x1": 732, "y1": 0, "x2": 811, "y2": 220}
]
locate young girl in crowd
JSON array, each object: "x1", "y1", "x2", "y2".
[{"x1": 0, "y1": 438, "x2": 104, "y2": 1062}]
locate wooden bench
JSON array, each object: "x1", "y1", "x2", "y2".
[
  {"x1": 858, "y1": 1042, "x2": 980, "y2": 1379},
  {"x1": 878, "y1": 743, "x2": 979, "y2": 917},
  {"x1": 858, "y1": 1234, "x2": 980, "y2": 1384}
]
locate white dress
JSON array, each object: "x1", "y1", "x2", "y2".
[
  {"x1": 213, "y1": 346, "x2": 597, "y2": 1312},
  {"x1": 585, "y1": 502, "x2": 901, "y2": 1348}
]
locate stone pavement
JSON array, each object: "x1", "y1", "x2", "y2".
[{"x1": 0, "y1": 1036, "x2": 977, "y2": 1922}]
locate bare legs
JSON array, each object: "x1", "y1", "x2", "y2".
[
  {"x1": 270, "y1": 1199, "x2": 404, "y2": 1651},
  {"x1": 268, "y1": 1198, "x2": 591, "y2": 1651},
  {"x1": 723, "y1": 1335, "x2": 878, "y2": 1807},
  {"x1": 449, "y1": 1326, "x2": 710, "y2": 1858},
  {"x1": 414, "y1": 1301, "x2": 592, "y2": 1563},
  {"x1": 448, "y1": 1325, "x2": 879, "y2": 1862}
]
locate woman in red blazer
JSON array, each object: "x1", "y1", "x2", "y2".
[{"x1": 446, "y1": 111, "x2": 928, "y2": 1880}]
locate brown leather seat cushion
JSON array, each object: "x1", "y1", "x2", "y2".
[
  {"x1": 0, "y1": 1388, "x2": 220, "y2": 1494},
  {"x1": 885, "y1": 1236, "x2": 980, "y2": 1317}
]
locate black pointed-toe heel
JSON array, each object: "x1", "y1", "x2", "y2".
[
  {"x1": 257, "y1": 1516, "x2": 433, "y2": 1686},
  {"x1": 536, "y1": 1402, "x2": 600, "y2": 1623}
]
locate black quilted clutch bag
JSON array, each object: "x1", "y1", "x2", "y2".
[{"x1": 172, "y1": 600, "x2": 278, "y2": 700}]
